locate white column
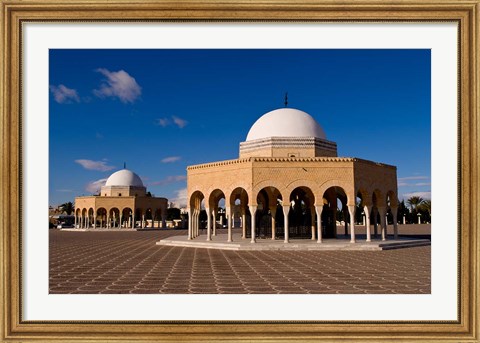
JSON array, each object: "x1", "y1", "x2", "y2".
[
  {"x1": 418, "y1": 214, "x2": 421, "y2": 224},
  {"x1": 378, "y1": 207, "x2": 387, "y2": 241},
  {"x1": 132, "y1": 213, "x2": 135, "y2": 229},
  {"x1": 192, "y1": 210, "x2": 197, "y2": 237},
  {"x1": 364, "y1": 205, "x2": 372, "y2": 242},
  {"x1": 391, "y1": 206, "x2": 399, "y2": 239},
  {"x1": 93, "y1": 210, "x2": 96, "y2": 229},
  {"x1": 212, "y1": 209, "x2": 217, "y2": 236},
  {"x1": 119, "y1": 214, "x2": 122, "y2": 229},
  {"x1": 226, "y1": 207, "x2": 232, "y2": 242},
  {"x1": 194, "y1": 210, "x2": 199, "y2": 237},
  {"x1": 74, "y1": 214, "x2": 77, "y2": 229},
  {"x1": 270, "y1": 207, "x2": 276, "y2": 240},
  {"x1": 106, "y1": 214, "x2": 110, "y2": 229},
  {"x1": 403, "y1": 215, "x2": 406, "y2": 225},
  {"x1": 249, "y1": 205, "x2": 257, "y2": 243},
  {"x1": 242, "y1": 211, "x2": 246, "y2": 239},
  {"x1": 315, "y1": 205, "x2": 323, "y2": 243},
  {"x1": 310, "y1": 207, "x2": 316, "y2": 240},
  {"x1": 283, "y1": 205, "x2": 290, "y2": 243},
  {"x1": 187, "y1": 208, "x2": 192, "y2": 240},
  {"x1": 142, "y1": 214, "x2": 145, "y2": 229},
  {"x1": 206, "y1": 207, "x2": 212, "y2": 241},
  {"x1": 348, "y1": 205, "x2": 356, "y2": 243}
]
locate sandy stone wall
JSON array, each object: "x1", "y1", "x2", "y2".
[{"x1": 187, "y1": 157, "x2": 397, "y2": 208}]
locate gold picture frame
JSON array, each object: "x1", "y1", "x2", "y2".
[{"x1": 1, "y1": 1, "x2": 478, "y2": 341}]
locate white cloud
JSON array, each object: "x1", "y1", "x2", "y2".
[
  {"x1": 398, "y1": 176, "x2": 429, "y2": 181},
  {"x1": 50, "y1": 84, "x2": 80, "y2": 103},
  {"x1": 401, "y1": 191, "x2": 431, "y2": 200},
  {"x1": 155, "y1": 116, "x2": 188, "y2": 128},
  {"x1": 161, "y1": 156, "x2": 181, "y2": 163},
  {"x1": 172, "y1": 116, "x2": 188, "y2": 128},
  {"x1": 93, "y1": 68, "x2": 141, "y2": 103},
  {"x1": 155, "y1": 118, "x2": 169, "y2": 127},
  {"x1": 86, "y1": 178, "x2": 108, "y2": 193},
  {"x1": 171, "y1": 188, "x2": 188, "y2": 208},
  {"x1": 75, "y1": 159, "x2": 115, "y2": 172},
  {"x1": 414, "y1": 182, "x2": 431, "y2": 186},
  {"x1": 151, "y1": 175, "x2": 187, "y2": 186}
]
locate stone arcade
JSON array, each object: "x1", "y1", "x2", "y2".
[{"x1": 186, "y1": 107, "x2": 399, "y2": 244}]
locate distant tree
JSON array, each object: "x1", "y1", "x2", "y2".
[
  {"x1": 146, "y1": 191, "x2": 152, "y2": 197},
  {"x1": 407, "y1": 196, "x2": 424, "y2": 213},
  {"x1": 397, "y1": 200, "x2": 410, "y2": 223},
  {"x1": 167, "y1": 207, "x2": 181, "y2": 220},
  {"x1": 419, "y1": 199, "x2": 431, "y2": 216},
  {"x1": 59, "y1": 202, "x2": 74, "y2": 215}
]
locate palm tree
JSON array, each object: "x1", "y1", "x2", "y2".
[
  {"x1": 419, "y1": 199, "x2": 431, "y2": 216},
  {"x1": 59, "y1": 202, "x2": 74, "y2": 215},
  {"x1": 407, "y1": 196, "x2": 424, "y2": 213}
]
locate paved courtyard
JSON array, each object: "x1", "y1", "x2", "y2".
[{"x1": 49, "y1": 227, "x2": 430, "y2": 294}]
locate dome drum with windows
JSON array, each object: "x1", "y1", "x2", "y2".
[
  {"x1": 74, "y1": 168, "x2": 168, "y2": 230},
  {"x1": 186, "y1": 106, "x2": 399, "y2": 244}
]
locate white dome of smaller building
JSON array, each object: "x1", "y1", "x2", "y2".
[
  {"x1": 105, "y1": 169, "x2": 144, "y2": 187},
  {"x1": 246, "y1": 108, "x2": 326, "y2": 141}
]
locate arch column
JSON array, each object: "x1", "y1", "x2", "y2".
[
  {"x1": 187, "y1": 208, "x2": 192, "y2": 240},
  {"x1": 212, "y1": 208, "x2": 217, "y2": 237},
  {"x1": 242, "y1": 209, "x2": 246, "y2": 239},
  {"x1": 226, "y1": 206, "x2": 232, "y2": 242},
  {"x1": 74, "y1": 214, "x2": 77, "y2": 229},
  {"x1": 249, "y1": 205, "x2": 257, "y2": 243},
  {"x1": 192, "y1": 210, "x2": 197, "y2": 238},
  {"x1": 93, "y1": 209, "x2": 96, "y2": 229},
  {"x1": 391, "y1": 206, "x2": 399, "y2": 239},
  {"x1": 364, "y1": 205, "x2": 372, "y2": 242},
  {"x1": 310, "y1": 207, "x2": 316, "y2": 240},
  {"x1": 194, "y1": 210, "x2": 199, "y2": 238},
  {"x1": 283, "y1": 205, "x2": 290, "y2": 243},
  {"x1": 270, "y1": 206, "x2": 276, "y2": 240},
  {"x1": 206, "y1": 207, "x2": 212, "y2": 241},
  {"x1": 348, "y1": 205, "x2": 356, "y2": 243},
  {"x1": 343, "y1": 207, "x2": 348, "y2": 236},
  {"x1": 378, "y1": 206, "x2": 387, "y2": 241},
  {"x1": 315, "y1": 205, "x2": 323, "y2": 243}
]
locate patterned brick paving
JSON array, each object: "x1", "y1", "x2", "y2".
[{"x1": 49, "y1": 229, "x2": 430, "y2": 294}]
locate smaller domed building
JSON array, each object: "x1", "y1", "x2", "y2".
[{"x1": 74, "y1": 169, "x2": 168, "y2": 229}]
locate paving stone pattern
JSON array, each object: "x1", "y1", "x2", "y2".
[{"x1": 49, "y1": 229, "x2": 430, "y2": 294}]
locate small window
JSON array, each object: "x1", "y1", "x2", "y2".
[
  {"x1": 104, "y1": 193, "x2": 107, "y2": 196},
  {"x1": 118, "y1": 193, "x2": 122, "y2": 197},
  {"x1": 289, "y1": 153, "x2": 296, "y2": 158}
]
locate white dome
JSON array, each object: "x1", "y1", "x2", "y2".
[
  {"x1": 105, "y1": 169, "x2": 144, "y2": 187},
  {"x1": 246, "y1": 108, "x2": 326, "y2": 141}
]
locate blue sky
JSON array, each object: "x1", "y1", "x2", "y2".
[{"x1": 49, "y1": 49, "x2": 431, "y2": 207}]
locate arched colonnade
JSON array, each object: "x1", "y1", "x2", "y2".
[
  {"x1": 188, "y1": 184, "x2": 399, "y2": 244},
  {"x1": 74, "y1": 206, "x2": 168, "y2": 229}
]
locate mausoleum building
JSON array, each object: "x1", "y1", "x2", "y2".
[{"x1": 186, "y1": 107, "x2": 398, "y2": 244}]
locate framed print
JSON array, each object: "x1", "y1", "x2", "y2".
[{"x1": 1, "y1": 0, "x2": 478, "y2": 342}]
